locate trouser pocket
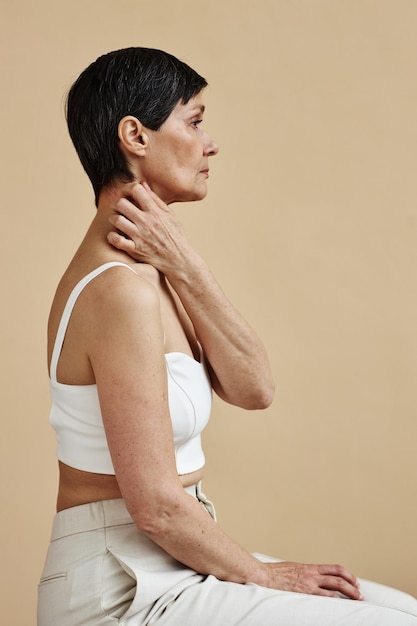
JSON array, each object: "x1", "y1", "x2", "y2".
[
  {"x1": 37, "y1": 571, "x2": 68, "y2": 626},
  {"x1": 101, "y1": 548, "x2": 137, "y2": 621}
]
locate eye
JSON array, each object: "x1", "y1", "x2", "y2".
[{"x1": 192, "y1": 119, "x2": 203, "y2": 128}]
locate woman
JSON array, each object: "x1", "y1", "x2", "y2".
[{"x1": 38, "y1": 47, "x2": 417, "y2": 625}]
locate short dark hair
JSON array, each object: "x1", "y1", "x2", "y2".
[{"x1": 66, "y1": 47, "x2": 208, "y2": 205}]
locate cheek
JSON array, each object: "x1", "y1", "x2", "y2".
[{"x1": 155, "y1": 140, "x2": 201, "y2": 187}]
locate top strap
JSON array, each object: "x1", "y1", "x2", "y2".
[{"x1": 50, "y1": 262, "x2": 136, "y2": 382}]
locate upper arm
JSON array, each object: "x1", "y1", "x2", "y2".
[{"x1": 85, "y1": 270, "x2": 182, "y2": 520}]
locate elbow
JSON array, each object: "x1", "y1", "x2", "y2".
[
  {"x1": 248, "y1": 381, "x2": 275, "y2": 410},
  {"x1": 245, "y1": 363, "x2": 275, "y2": 410},
  {"x1": 214, "y1": 372, "x2": 275, "y2": 410},
  {"x1": 129, "y1": 489, "x2": 182, "y2": 538},
  {"x1": 258, "y1": 383, "x2": 275, "y2": 409},
  {"x1": 238, "y1": 378, "x2": 275, "y2": 410},
  {"x1": 135, "y1": 511, "x2": 169, "y2": 539}
]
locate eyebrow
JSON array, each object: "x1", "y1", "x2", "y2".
[{"x1": 190, "y1": 104, "x2": 205, "y2": 115}]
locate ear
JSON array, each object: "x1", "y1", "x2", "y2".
[{"x1": 118, "y1": 115, "x2": 150, "y2": 157}]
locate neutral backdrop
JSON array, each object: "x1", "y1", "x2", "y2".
[{"x1": 1, "y1": 1, "x2": 417, "y2": 623}]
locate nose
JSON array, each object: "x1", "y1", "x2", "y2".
[{"x1": 204, "y1": 132, "x2": 219, "y2": 157}]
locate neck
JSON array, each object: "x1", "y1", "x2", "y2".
[
  {"x1": 96, "y1": 181, "x2": 127, "y2": 212},
  {"x1": 73, "y1": 183, "x2": 134, "y2": 265}
]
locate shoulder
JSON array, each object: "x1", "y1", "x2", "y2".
[
  {"x1": 83, "y1": 263, "x2": 165, "y2": 362},
  {"x1": 71, "y1": 262, "x2": 163, "y2": 343},
  {"x1": 83, "y1": 263, "x2": 160, "y2": 310}
]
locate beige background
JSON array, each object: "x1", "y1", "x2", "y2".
[{"x1": 1, "y1": 0, "x2": 417, "y2": 622}]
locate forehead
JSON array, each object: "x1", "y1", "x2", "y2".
[{"x1": 171, "y1": 93, "x2": 206, "y2": 118}]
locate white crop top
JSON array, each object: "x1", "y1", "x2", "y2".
[{"x1": 49, "y1": 262, "x2": 212, "y2": 475}]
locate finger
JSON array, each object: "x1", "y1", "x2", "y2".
[
  {"x1": 107, "y1": 231, "x2": 136, "y2": 253},
  {"x1": 319, "y1": 576, "x2": 363, "y2": 601},
  {"x1": 127, "y1": 182, "x2": 156, "y2": 209},
  {"x1": 316, "y1": 564, "x2": 363, "y2": 601},
  {"x1": 119, "y1": 182, "x2": 172, "y2": 218},
  {"x1": 109, "y1": 213, "x2": 141, "y2": 240},
  {"x1": 142, "y1": 181, "x2": 172, "y2": 212},
  {"x1": 315, "y1": 589, "x2": 341, "y2": 599},
  {"x1": 110, "y1": 184, "x2": 154, "y2": 221},
  {"x1": 113, "y1": 196, "x2": 148, "y2": 223},
  {"x1": 318, "y1": 564, "x2": 358, "y2": 587}
]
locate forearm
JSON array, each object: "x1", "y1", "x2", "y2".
[
  {"x1": 108, "y1": 183, "x2": 274, "y2": 408},
  {"x1": 135, "y1": 487, "x2": 269, "y2": 587},
  {"x1": 132, "y1": 488, "x2": 362, "y2": 601},
  {"x1": 165, "y1": 249, "x2": 274, "y2": 409}
]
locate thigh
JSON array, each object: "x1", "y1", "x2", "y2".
[
  {"x1": 142, "y1": 576, "x2": 417, "y2": 626},
  {"x1": 358, "y1": 577, "x2": 417, "y2": 616},
  {"x1": 254, "y1": 552, "x2": 417, "y2": 618}
]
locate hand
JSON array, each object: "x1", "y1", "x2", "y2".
[
  {"x1": 107, "y1": 182, "x2": 192, "y2": 275},
  {"x1": 264, "y1": 561, "x2": 364, "y2": 600}
]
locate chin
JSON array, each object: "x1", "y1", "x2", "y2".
[
  {"x1": 170, "y1": 187, "x2": 208, "y2": 204},
  {"x1": 190, "y1": 189, "x2": 208, "y2": 202}
]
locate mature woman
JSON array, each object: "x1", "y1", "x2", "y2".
[{"x1": 38, "y1": 47, "x2": 417, "y2": 625}]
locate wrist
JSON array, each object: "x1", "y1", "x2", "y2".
[
  {"x1": 249, "y1": 560, "x2": 272, "y2": 588},
  {"x1": 163, "y1": 248, "x2": 206, "y2": 284}
]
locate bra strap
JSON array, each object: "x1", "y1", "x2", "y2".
[{"x1": 50, "y1": 262, "x2": 136, "y2": 381}]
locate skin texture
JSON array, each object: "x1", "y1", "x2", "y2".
[
  {"x1": 49, "y1": 92, "x2": 363, "y2": 600},
  {"x1": 117, "y1": 93, "x2": 216, "y2": 204}
]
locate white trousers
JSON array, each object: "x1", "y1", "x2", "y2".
[{"x1": 37, "y1": 488, "x2": 417, "y2": 625}]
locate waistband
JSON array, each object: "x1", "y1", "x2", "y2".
[{"x1": 50, "y1": 483, "x2": 215, "y2": 541}]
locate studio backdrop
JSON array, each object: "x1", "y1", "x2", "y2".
[{"x1": 1, "y1": 1, "x2": 416, "y2": 623}]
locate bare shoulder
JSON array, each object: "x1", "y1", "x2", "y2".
[
  {"x1": 86, "y1": 263, "x2": 166, "y2": 388},
  {"x1": 51, "y1": 261, "x2": 162, "y2": 349},
  {"x1": 80, "y1": 263, "x2": 163, "y2": 328}
]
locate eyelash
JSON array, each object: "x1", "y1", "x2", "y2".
[{"x1": 192, "y1": 119, "x2": 203, "y2": 128}]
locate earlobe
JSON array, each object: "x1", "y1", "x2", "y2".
[{"x1": 118, "y1": 116, "x2": 149, "y2": 156}]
